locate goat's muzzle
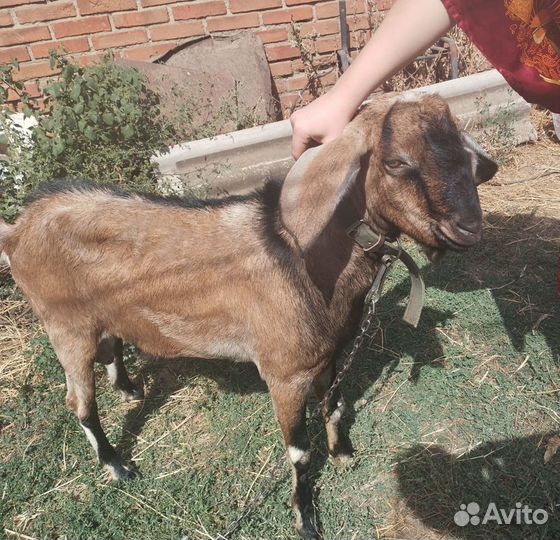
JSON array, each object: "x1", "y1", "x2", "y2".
[{"x1": 434, "y1": 219, "x2": 482, "y2": 250}]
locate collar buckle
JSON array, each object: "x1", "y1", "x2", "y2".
[{"x1": 346, "y1": 219, "x2": 425, "y2": 328}]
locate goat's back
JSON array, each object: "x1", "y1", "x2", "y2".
[{"x1": 6, "y1": 185, "x2": 315, "y2": 370}]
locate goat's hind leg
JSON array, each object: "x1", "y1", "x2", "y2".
[
  {"x1": 314, "y1": 361, "x2": 353, "y2": 462},
  {"x1": 52, "y1": 330, "x2": 138, "y2": 480},
  {"x1": 95, "y1": 336, "x2": 144, "y2": 401}
]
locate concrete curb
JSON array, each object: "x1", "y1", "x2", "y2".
[{"x1": 155, "y1": 69, "x2": 536, "y2": 195}]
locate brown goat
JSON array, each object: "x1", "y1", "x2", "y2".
[{"x1": 0, "y1": 95, "x2": 497, "y2": 539}]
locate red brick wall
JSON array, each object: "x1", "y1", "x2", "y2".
[{"x1": 0, "y1": 0, "x2": 392, "y2": 117}]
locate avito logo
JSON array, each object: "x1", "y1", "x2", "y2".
[{"x1": 454, "y1": 502, "x2": 548, "y2": 526}]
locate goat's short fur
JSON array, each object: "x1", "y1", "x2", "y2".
[{"x1": 0, "y1": 95, "x2": 497, "y2": 539}]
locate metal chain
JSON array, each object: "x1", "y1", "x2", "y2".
[{"x1": 215, "y1": 256, "x2": 396, "y2": 540}]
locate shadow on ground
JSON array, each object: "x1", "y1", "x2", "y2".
[
  {"x1": 393, "y1": 433, "x2": 560, "y2": 539},
  {"x1": 116, "y1": 357, "x2": 267, "y2": 458},
  {"x1": 424, "y1": 212, "x2": 558, "y2": 365}
]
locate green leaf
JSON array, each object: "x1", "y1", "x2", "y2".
[
  {"x1": 52, "y1": 138, "x2": 65, "y2": 156},
  {"x1": 121, "y1": 124, "x2": 134, "y2": 140},
  {"x1": 102, "y1": 112, "x2": 114, "y2": 126},
  {"x1": 84, "y1": 126, "x2": 95, "y2": 141},
  {"x1": 73, "y1": 102, "x2": 84, "y2": 114},
  {"x1": 70, "y1": 83, "x2": 81, "y2": 102}
]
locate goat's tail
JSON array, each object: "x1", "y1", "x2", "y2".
[{"x1": 0, "y1": 218, "x2": 14, "y2": 266}]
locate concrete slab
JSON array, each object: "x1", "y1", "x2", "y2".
[{"x1": 155, "y1": 69, "x2": 537, "y2": 195}]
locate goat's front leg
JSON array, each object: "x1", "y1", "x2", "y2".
[
  {"x1": 270, "y1": 381, "x2": 319, "y2": 540},
  {"x1": 314, "y1": 361, "x2": 353, "y2": 462}
]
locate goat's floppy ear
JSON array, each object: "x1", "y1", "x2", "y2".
[
  {"x1": 462, "y1": 132, "x2": 498, "y2": 185},
  {"x1": 280, "y1": 128, "x2": 368, "y2": 253}
]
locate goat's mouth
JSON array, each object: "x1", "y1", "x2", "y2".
[{"x1": 433, "y1": 221, "x2": 482, "y2": 250}]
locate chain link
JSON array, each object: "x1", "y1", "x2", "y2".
[{"x1": 215, "y1": 257, "x2": 395, "y2": 540}]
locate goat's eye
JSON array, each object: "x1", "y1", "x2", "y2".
[{"x1": 384, "y1": 159, "x2": 408, "y2": 169}]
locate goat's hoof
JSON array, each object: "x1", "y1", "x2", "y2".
[
  {"x1": 105, "y1": 458, "x2": 140, "y2": 481},
  {"x1": 296, "y1": 522, "x2": 321, "y2": 540},
  {"x1": 121, "y1": 385, "x2": 144, "y2": 402}
]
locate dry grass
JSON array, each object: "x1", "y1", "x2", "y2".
[
  {"x1": 480, "y1": 110, "x2": 560, "y2": 218},
  {"x1": 0, "y1": 271, "x2": 40, "y2": 405}
]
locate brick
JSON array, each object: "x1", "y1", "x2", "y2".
[
  {"x1": 285, "y1": 0, "x2": 319, "y2": 5},
  {"x1": 312, "y1": 35, "x2": 340, "y2": 53},
  {"x1": 92, "y1": 29, "x2": 147, "y2": 49},
  {"x1": 0, "y1": 45, "x2": 30, "y2": 64},
  {"x1": 376, "y1": 0, "x2": 393, "y2": 9},
  {"x1": 293, "y1": 53, "x2": 334, "y2": 71},
  {"x1": 350, "y1": 31, "x2": 370, "y2": 48},
  {"x1": 141, "y1": 0, "x2": 175, "y2": 6},
  {"x1": 173, "y1": 1, "x2": 226, "y2": 20},
  {"x1": 262, "y1": 6, "x2": 313, "y2": 24},
  {"x1": 315, "y1": 1, "x2": 337, "y2": 19},
  {"x1": 53, "y1": 15, "x2": 110, "y2": 38},
  {"x1": 0, "y1": 25, "x2": 50, "y2": 47},
  {"x1": 347, "y1": 14, "x2": 371, "y2": 31},
  {"x1": 284, "y1": 75, "x2": 308, "y2": 92},
  {"x1": 6, "y1": 80, "x2": 41, "y2": 102},
  {"x1": 207, "y1": 13, "x2": 259, "y2": 32},
  {"x1": 16, "y1": 1, "x2": 75, "y2": 23},
  {"x1": 265, "y1": 44, "x2": 300, "y2": 62},
  {"x1": 0, "y1": 0, "x2": 45, "y2": 7},
  {"x1": 31, "y1": 37, "x2": 90, "y2": 58},
  {"x1": 300, "y1": 19, "x2": 340, "y2": 37},
  {"x1": 270, "y1": 61, "x2": 292, "y2": 77},
  {"x1": 122, "y1": 42, "x2": 175, "y2": 61},
  {"x1": 77, "y1": 0, "x2": 136, "y2": 15},
  {"x1": 319, "y1": 69, "x2": 337, "y2": 86},
  {"x1": 316, "y1": 0, "x2": 365, "y2": 19},
  {"x1": 230, "y1": 0, "x2": 281, "y2": 13},
  {"x1": 0, "y1": 12, "x2": 13, "y2": 26},
  {"x1": 280, "y1": 93, "x2": 298, "y2": 112},
  {"x1": 113, "y1": 8, "x2": 169, "y2": 28},
  {"x1": 24, "y1": 79, "x2": 41, "y2": 97},
  {"x1": 12, "y1": 60, "x2": 61, "y2": 81},
  {"x1": 257, "y1": 28, "x2": 288, "y2": 44},
  {"x1": 150, "y1": 21, "x2": 205, "y2": 41},
  {"x1": 78, "y1": 52, "x2": 108, "y2": 66}
]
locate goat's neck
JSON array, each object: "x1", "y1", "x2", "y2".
[{"x1": 303, "y1": 188, "x2": 392, "y2": 317}]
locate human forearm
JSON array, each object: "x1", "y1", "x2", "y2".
[
  {"x1": 290, "y1": 0, "x2": 455, "y2": 158},
  {"x1": 329, "y1": 0, "x2": 455, "y2": 114}
]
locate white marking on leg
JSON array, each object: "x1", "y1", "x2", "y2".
[
  {"x1": 329, "y1": 400, "x2": 344, "y2": 424},
  {"x1": 0, "y1": 253, "x2": 10, "y2": 267},
  {"x1": 81, "y1": 424, "x2": 99, "y2": 455},
  {"x1": 288, "y1": 445, "x2": 310, "y2": 465},
  {"x1": 105, "y1": 362, "x2": 118, "y2": 386}
]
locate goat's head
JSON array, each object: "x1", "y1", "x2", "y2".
[{"x1": 281, "y1": 94, "x2": 498, "y2": 260}]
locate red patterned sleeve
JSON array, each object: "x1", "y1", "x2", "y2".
[{"x1": 440, "y1": 0, "x2": 560, "y2": 112}]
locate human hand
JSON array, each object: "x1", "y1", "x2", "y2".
[{"x1": 289, "y1": 93, "x2": 355, "y2": 160}]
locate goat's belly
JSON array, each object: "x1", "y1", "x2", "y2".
[{"x1": 112, "y1": 306, "x2": 258, "y2": 364}]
